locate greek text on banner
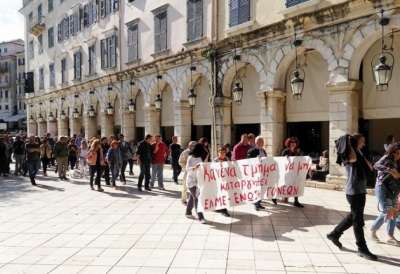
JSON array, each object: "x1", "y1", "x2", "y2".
[{"x1": 196, "y1": 156, "x2": 312, "y2": 212}]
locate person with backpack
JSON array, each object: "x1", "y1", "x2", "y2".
[
  {"x1": 327, "y1": 134, "x2": 378, "y2": 261},
  {"x1": 87, "y1": 139, "x2": 105, "y2": 192},
  {"x1": 106, "y1": 140, "x2": 123, "y2": 188}
]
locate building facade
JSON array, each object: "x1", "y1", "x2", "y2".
[
  {"x1": 0, "y1": 40, "x2": 26, "y2": 130},
  {"x1": 20, "y1": 0, "x2": 400, "y2": 183}
]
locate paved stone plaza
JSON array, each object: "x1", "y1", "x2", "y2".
[{"x1": 0, "y1": 167, "x2": 399, "y2": 274}]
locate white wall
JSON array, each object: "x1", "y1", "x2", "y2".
[
  {"x1": 362, "y1": 33, "x2": 400, "y2": 119},
  {"x1": 286, "y1": 50, "x2": 329, "y2": 122},
  {"x1": 193, "y1": 76, "x2": 211, "y2": 125},
  {"x1": 161, "y1": 85, "x2": 174, "y2": 127}
]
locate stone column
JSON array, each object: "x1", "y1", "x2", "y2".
[
  {"x1": 27, "y1": 121, "x2": 37, "y2": 136},
  {"x1": 47, "y1": 120, "x2": 58, "y2": 138},
  {"x1": 145, "y1": 106, "x2": 160, "y2": 136},
  {"x1": 57, "y1": 117, "x2": 69, "y2": 137},
  {"x1": 37, "y1": 121, "x2": 47, "y2": 137},
  {"x1": 174, "y1": 101, "x2": 192, "y2": 146},
  {"x1": 70, "y1": 116, "x2": 82, "y2": 137},
  {"x1": 258, "y1": 90, "x2": 286, "y2": 156},
  {"x1": 84, "y1": 115, "x2": 97, "y2": 139},
  {"x1": 214, "y1": 97, "x2": 232, "y2": 157},
  {"x1": 101, "y1": 112, "x2": 114, "y2": 137},
  {"x1": 326, "y1": 80, "x2": 361, "y2": 185},
  {"x1": 122, "y1": 111, "x2": 136, "y2": 141}
]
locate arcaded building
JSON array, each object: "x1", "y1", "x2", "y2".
[{"x1": 20, "y1": 0, "x2": 400, "y2": 183}]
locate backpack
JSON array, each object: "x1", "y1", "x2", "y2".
[{"x1": 86, "y1": 150, "x2": 97, "y2": 166}]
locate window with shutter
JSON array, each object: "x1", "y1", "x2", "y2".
[
  {"x1": 127, "y1": 24, "x2": 138, "y2": 62},
  {"x1": 113, "y1": 0, "x2": 119, "y2": 11},
  {"x1": 92, "y1": 0, "x2": 98, "y2": 23},
  {"x1": 109, "y1": 35, "x2": 117, "y2": 68},
  {"x1": 48, "y1": 27, "x2": 54, "y2": 48},
  {"x1": 100, "y1": 39, "x2": 107, "y2": 68},
  {"x1": 84, "y1": 4, "x2": 89, "y2": 27},
  {"x1": 88, "y1": 44, "x2": 96, "y2": 75},
  {"x1": 154, "y1": 11, "x2": 167, "y2": 52},
  {"x1": 74, "y1": 51, "x2": 81, "y2": 80},
  {"x1": 61, "y1": 58, "x2": 67, "y2": 84},
  {"x1": 100, "y1": 0, "x2": 106, "y2": 18},
  {"x1": 74, "y1": 11, "x2": 80, "y2": 34},
  {"x1": 229, "y1": 0, "x2": 250, "y2": 27},
  {"x1": 63, "y1": 17, "x2": 69, "y2": 39},
  {"x1": 58, "y1": 21, "x2": 63, "y2": 42},
  {"x1": 69, "y1": 15, "x2": 75, "y2": 36},
  {"x1": 49, "y1": 63, "x2": 55, "y2": 87},
  {"x1": 187, "y1": 0, "x2": 203, "y2": 42}
]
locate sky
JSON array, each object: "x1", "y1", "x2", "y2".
[{"x1": 0, "y1": 0, "x2": 24, "y2": 42}]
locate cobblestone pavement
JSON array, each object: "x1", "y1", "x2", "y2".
[{"x1": 0, "y1": 165, "x2": 399, "y2": 274}]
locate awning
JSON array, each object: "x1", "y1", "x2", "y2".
[{"x1": 0, "y1": 113, "x2": 26, "y2": 122}]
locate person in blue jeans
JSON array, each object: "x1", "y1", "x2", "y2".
[
  {"x1": 371, "y1": 143, "x2": 400, "y2": 245},
  {"x1": 106, "y1": 140, "x2": 123, "y2": 188}
]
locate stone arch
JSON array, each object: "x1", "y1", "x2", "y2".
[
  {"x1": 271, "y1": 36, "x2": 338, "y2": 90},
  {"x1": 346, "y1": 13, "x2": 400, "y2": 80},
  {"x1": 147, "y1": 72, "x2": 179, "y2": 103},
  {"x1": 220, "y1": 50, "x2": 267, "y2": 95},
  {"x1": 178, "y1": 61, "x2": 211, "y2": 101}
]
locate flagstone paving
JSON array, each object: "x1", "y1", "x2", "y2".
[{"x1": 0, "y1": 166, "x2": 399, "y2": 274}]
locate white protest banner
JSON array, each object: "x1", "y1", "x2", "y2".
[{"x1": 196, "y1": 156, "x2": 312, "y2": 212}]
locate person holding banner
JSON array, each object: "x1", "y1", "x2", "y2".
[
  {"x1": 185, "y1": 143, "x2": 206, "y2": 223},
  {"x1": 327, "y1": 134, "x2": 378, "y2": 261},
  {"x1": 179, "y1": 141, "x2": 197, "y2": 204},
  {"x1": 274, "y1": 137, "x2": 304, "y2": 208},
  {"x1": 247, "y1": 136, "x2": 267, "y2": 211},
  {"x1": 213, "y1": 147, "x2": 231, "y2": 217},
  {"x1": 232, "y1": 134, "x2": 251, "y2": 161}
]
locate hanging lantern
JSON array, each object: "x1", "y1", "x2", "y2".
[
  {"x1": 154, "y1": 94, "x2": 162, "y2": 111},
  {"x1": 48, "y1": 112, "x2": 55, "y2": 122},
  {"x1": 108, "y1": 83, "x2": 113, "y2": 91},
  {"x1": 73, "y1": 108, "x2": 80, "y2": 119},
  {"x1": 29, "y1": 115, "x2": 35, "y2": 122},
  {"x1": 106, "y1": 102, "x2": 114, "y2": 115},
  {"x1": 371, "y1": 10, "x2": 393, "y2": 91},
  {"x1": 88, "y1": 105, "x2": 96, "y2": 117},
  {"x1": 373, "y1": 54, "x2": 393, "y2": 91},
  {"x1": 290, "y1": 69, "x2": 305, "y2": 99},
  {"x1": 188, "y1": 88, "x2": 197, "y2": 107},
  {"x1": 38, "y1": 114, "x2": 44, "y2": 123},
  {"x1": 232, "y1": 81, "x2": 244, "y2": 104},
  {"x1": 128, "y1": 99, "x2": 135, "y2": 113},
  {"x1": 60, "y1": 110, "x2": 67, "y2": 120}
]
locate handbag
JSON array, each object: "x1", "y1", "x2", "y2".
[{"x1": 86, "y1": 151, "x2": 97, "y2": 166}]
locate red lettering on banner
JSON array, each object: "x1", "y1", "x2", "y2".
[
  {"x1": 205, "y1": 196, "x2": 227, "y2": 209},
  {"x1": 203, "y1": 167, "x2": 215, "y2": 181}
]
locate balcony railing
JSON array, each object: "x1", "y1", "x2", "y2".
[
  {"x1": 286, "y1": 0, "x2": 311, "y2": 8},
  {"x1": 30, "y1": 16, "x2": 46, "y2": 36}
]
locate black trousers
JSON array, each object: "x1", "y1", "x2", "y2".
[
  {"x1": 138, "y1": 162, "x2": 151, "y2": 188},
  {"x1": 120, "y1": 160, "x2": 128, "y2": 181},
  {"x1": 128, "y1": 159, "x2": 134, "y2": 173},
  {"x1": 41, "y1": 157, "x2": 49, "y2": 174},
  {"x1": 89, "y1": 165, "x2": 103, "y2": 187},
  {"x1": 331, "y1": 193, "x2": 367, "y2": 249},
  {"x1": 103, "y1": 165, "x2": 110, "y2": 184},
  {"x1": 172, "y1": 162, "x2": 182, "y2": 183}
]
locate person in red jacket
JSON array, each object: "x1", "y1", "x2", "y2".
[
  {"x1": 232, "y1": 134, "x2": 251, "y2": 161},
  {"x1": 151, "y1": 135, "x2": 169, "y2": 190}
]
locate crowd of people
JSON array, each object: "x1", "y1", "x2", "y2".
[{"x1": 1, "y1": 131, "x2": 400, "y2": 260}]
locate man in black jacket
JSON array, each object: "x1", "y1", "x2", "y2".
[
  {"x1": 247, "y1": 136, "x2": 267, "y2": 211},
  {"x1": 137, "y1": 134, "x2": 153, "y2": 191}
]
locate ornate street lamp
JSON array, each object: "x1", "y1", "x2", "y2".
[
  {"x1": 290, "y1": 35, "x2": 305, "y2": 99},
  {"x1": 232, "y1": 53, "x2": 243, "y2": 104},
  {"x1": 188, "y1": 63, "x2": 197, "y2": 107},
  {"x1": 29, "y1": 114, "x2": 35, "y2": 122},
  {"x1": 88, "y1": 105, "x2": 96, "y2": 117},
  {"x1": 60, "y1": 97, "x2": 67, "y2": 120},
  {"x1": 154, "y1": 74, "x2": 162, "y2": 111},
  {"x1": 73, "y1": 108, "x2": 80, "y2": 119},
  {"x1": 106, "y1": 102, "x2": 114, "y2": 115},
  {"x1": 38, "y1": 113, "x2": 44, "y2": 123},
  {"x1": 48, "y1": 111, "x2": 55, "y2": 122},
  {"x1": 372, "y1": 9, "x2": 394, "y2": 91},
  {"x1": 60, "y1": 110, "x2": 67, "y2": 120},
  {"x1": 128, "y1": 78, "x2": 136, "y2": 113}
]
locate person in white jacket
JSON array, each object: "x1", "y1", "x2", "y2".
[{"x1": 178, "y1": 141, "x2": 196, "y2": 204}]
